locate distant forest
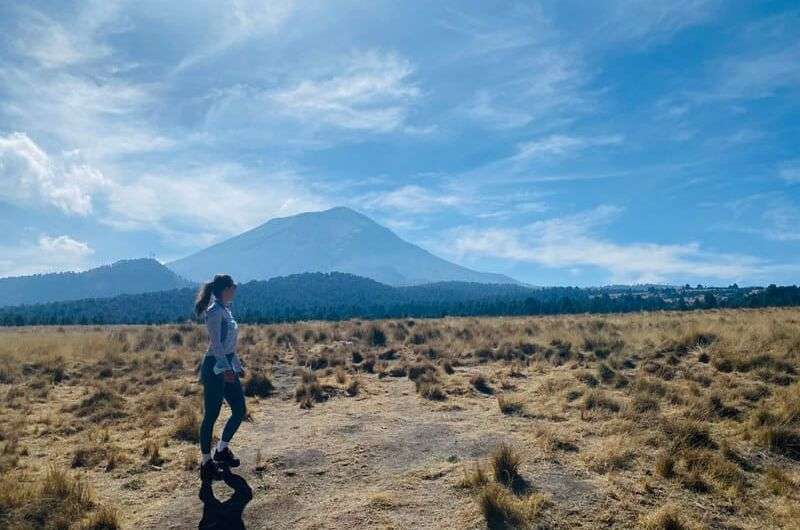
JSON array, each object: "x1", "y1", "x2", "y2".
[{"x1": 1, "y1": 272, "x2": 799, "y2": 326}]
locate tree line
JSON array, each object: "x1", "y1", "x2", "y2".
[{"x1": 1, "y1": 272, "x2": 798, "y2": 326}]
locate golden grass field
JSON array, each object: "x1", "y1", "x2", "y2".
[{"x1": 0, "y1": 308, "x2": 799, "y2": 529}]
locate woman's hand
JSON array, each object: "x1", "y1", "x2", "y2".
[{"x1": 223, "y1": 370, "x2": 236, "y2": 383}]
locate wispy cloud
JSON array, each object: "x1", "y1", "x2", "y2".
[
  {"x1": 0, "y1": 234, "x2": 94, "y2": 277},
  {"x1": 358, "y1": 184, "x2": 468, "y2": 214},
  {"x1": 445, "y1": 206, "x2": 766, "y2": 284},
  {"x1": 713, "y1": 44, "x2": 800, "y2": 100},
  {"x1": 175, "y1": 0, "x2": 298, "y2": 72},
  {"x1": 779, "y1": 160, "x2": 800, "y2": 183},
  {"x1": 759, "y1": 206, "x2": 800, "y2": 241},
  {"x1": 203, "y1": 50, "x2": 422, "y2": 145},
  {"x1": 11, "y1": 3, "x2": 121, "y2": 68},
  {"x1": 270, "y1": 51, "x2": 420, "y2": 133},
  {"x1": 595, "y1": 0, "x2": 719, "y2": 46},
  {"x1": 455, "y1": 133, "x2": 625, "y2": 186},
  {"x1": 711, "y1": 192, "x2": 800, "y2": 243},
  {"x1": 512, "y1": 134, "x2": 623, "y2": 162},
  {"x1": 440, "y1": 5, "x2": 590, "y2": 130}
]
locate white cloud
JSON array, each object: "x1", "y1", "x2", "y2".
[
  {"x1": 440, "y1": 4, "x2": 589, "y2": 130},
  {"x1": 0, "y1": 133, "x2": 326, "y2": 246},
  {"x1": 175, "y1": 0, "x2": 298, "y2": 71},
  {"x1": 714, "y1": 44, "x2": 800, "y2": 100},
  {"x1": 202, "y1": 50, "x2": 422, "y2": 145},
  {"x1": 446, "y1": 206, "x2": 766, "y2": 284},
  {"x1": 454, "y1": 133, "x2": 625, "y2": 186},
  {"x1": 779, "y1": 161, "x2": 800, "y2": 184},
  {"x1": 269, "y1": 51, "x2": 420, "y2": 133},
  {"x1": 0, "y1": 66, "x2": 171, "y2": 161},
  {"x1": 12, "y1": 3, "x2": 122, "y2": 68},
  {"x1": 462, "y1": 48, "x2": 588, "y2": 130},
  {"x1": 100, "y1": 163, "x2": 329, "y2": 246},
  {"x1": 597, "y1": 0, "x2": 719, "y2": 45},
  {"x1": 512, "y1": 134, "x2": 623, "y2": 162},
  {"x1": 759, "y1": 206, "x2": 800, "y2": 242},
  {"x1": 0, "y1": 235, "x2": 94, "y2": 277},
  {"x1": 359, "y1": 185, "x2": 467, "y2": 214},
  {"x1": 0, "y1": 132, "x2": 109, "y2": 215}
]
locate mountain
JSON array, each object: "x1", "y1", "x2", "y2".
[
  {"x1": 0, "y1": 258, "x2": 192, "y2": 307},
  {"x1": 168, "y1": 206, "x2": 519, "y2": 286}
]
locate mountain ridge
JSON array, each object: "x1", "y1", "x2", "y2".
[
  {"x1": 0, "y1": 258, "x2": 192, "y2": 307},
  {"x1": 167, "y1": 206, "x2": 519, "y2": 286}
]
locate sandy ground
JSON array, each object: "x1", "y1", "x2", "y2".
[{"x1": 131, "y1": 366, "x2": 602, "y2": 530}]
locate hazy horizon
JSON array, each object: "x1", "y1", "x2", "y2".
[{"x1": 1, "y1": 1, "x2": 798, "y2": 287}]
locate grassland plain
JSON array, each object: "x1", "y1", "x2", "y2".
[{"x1": 0, "y1": 308, "x2": 799, "y2": 529}]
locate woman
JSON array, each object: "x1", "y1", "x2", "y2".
[{"x1": 195, "y1": 274, "x2": 246, "y2": 481}]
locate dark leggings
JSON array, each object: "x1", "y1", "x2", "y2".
[{"x1": 200, "y1": 354, "x2": 246, "y2": 454}]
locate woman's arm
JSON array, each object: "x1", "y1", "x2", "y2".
[
  {"x1": 206, "y1": 307, "x2": 233, "y2": 375},
  {"x1": 231, "y1": 353, "x2": 244, "y2": 375}
]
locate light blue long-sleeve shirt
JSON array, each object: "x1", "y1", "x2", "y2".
[{"x1": 204, "y1": 298, "x2": 243, "y2": 375}]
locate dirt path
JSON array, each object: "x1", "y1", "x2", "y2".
[{"x1": 140, "y1": 368, "x2": 603, "y2": 529}]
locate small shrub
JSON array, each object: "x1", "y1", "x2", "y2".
[
  {"x1": 69, "y1": 387, "x2": 126, "y2": 423},
  {"x1": 586, "y1": 441, "x2": 635, "y2": 473},
  {"x1": 346, "y1": 378, "x2": 361, "y2": 397},
  {"x1": 458, "y1": 463, "x2": 489, "y2": 489},
  {"x1": 470, "y1": 373, "x2": 493, "y2": 394},
  {"x1": 407, "y1": 362, "x2": 436, "y2": 382},
  {"x1": 765, "y1": 466, "x2": 796, "y2": 495},
  {"x1": 142, "y1": 440, "x2": 164, "y2": 466},
  {"x1": 71, "y1": 445, "x2": 107, "y2": 468},
  {"x1": 83, "y1": 504, "x2": 120, "y2": 529},
  {"x1": 173, "y1": 404, "x2": 200, "y2": 442},
  {"x1": 387, "y1": 364, "x2": 407, "y2": 378},
  {"x1": 362, "y1": 355, "x2": 376, "y2": 373},
  {"x1": 497, "y1": 395, "x2": 524, "y2": 415},
  {"x1": 662, "y1": 419, "x2": 715, "y2": 449},
  {"x1": 244, "y1": 372, "x2": 274, "y2": 397},
  {"x1": 441, "y1": 359, "x2": 455, "y2": 374},
  {"x1": 491, "y1": 444, "x2": 521, "y2": 487},
  {"x1": 479, "y1": 484, "x2": 546, "y2": 529},
  {"x1": 414, "y1": 372, "x2": 447, "y2": 400},
  {"x1": 640, "y1": 504, "x2": 689, "y2": 530},
  {"x1": 582, "y1": 389, "x2": 620, "y2": 413},
  {"x1": 577, "y1": 371, "x2": 599, "y2": 388},
  {"x1": 629, "y1": 393, "x2": 660, "y2": 414},
  {"x1": 366, "y1": 326, "x2": 387, "y2": 347},
  {"x1": 335, "y1": 366, "x2": 348, "y2": 385},
  {"x1": 597, "y1": 363, "x2": 616, "y2": 384},
  {"x1": 295, "y1": 381, "x2": 326, "y2": 408},
  {"x1": 655, "y1": 451, "x2": 675, "y2": 478},
  {"x1": 143, "y1": 388, "x2": 178, "y2": 412}
]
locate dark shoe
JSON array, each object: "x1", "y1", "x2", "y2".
[
  {"x1": 214, "y1": 447, "x2": 240, "y2": 468},
  {"x1": 200, "y1": 459, "x2": 224, "y2": 481}
]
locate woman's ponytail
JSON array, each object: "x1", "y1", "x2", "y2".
[
  {"x1": 194, "y1": 274, "x2": 235, "y2": 316},
  {"x1": 194, "y1": 281, "x2": 214, "y2": 316}
]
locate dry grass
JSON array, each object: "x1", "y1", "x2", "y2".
[
  {"x1": 0, "y1": 466, "x2": 119, "y2": 529},
  {"x1": 0, "y1": 308, "x2": 798, "y2": 528}
]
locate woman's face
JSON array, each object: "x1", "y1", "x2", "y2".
[{"x1": 221, "y1": 284, "x2": 237, "y2": 303}]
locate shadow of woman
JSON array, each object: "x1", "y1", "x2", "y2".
[{"x1": 198, "y1": 472, "x2": 253, "y2": 530}]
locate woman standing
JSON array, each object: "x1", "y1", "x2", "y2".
[{"x1": 194, "y1": 274, "x2": 246, "y2": 481}]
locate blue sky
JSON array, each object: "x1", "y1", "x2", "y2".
[{"x1": 0, "y1": 1, "x2": 798, "y2": 286}]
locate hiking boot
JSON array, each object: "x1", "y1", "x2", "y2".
[
  {"x1": 200, "y1": 459, "x2": 224, "y2": 481},
  {"x1": 213, "y1": 447, "x2": 240, "y2": 468}
]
